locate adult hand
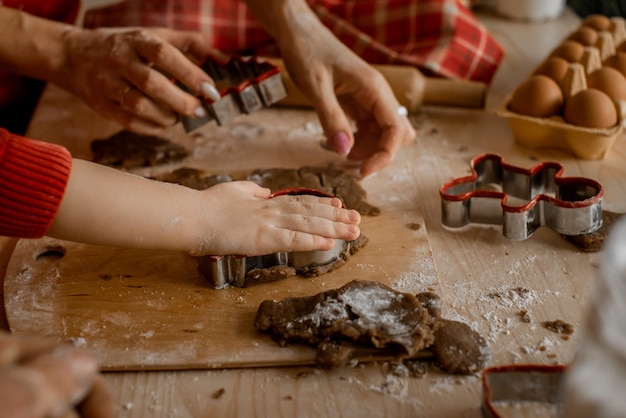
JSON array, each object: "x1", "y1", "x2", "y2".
[
  {"x1": 57, "y1": 26, "x2": 220, "y2": 135},
  {"x1": 279, "y1": 25, "x2": 416, "y2": 177},
  {"x1": 191, "y1": 181, "x2": 361, "y2": 256},
  {"x1": 0, "y1": 331, "x2": 114, "y2": 418},
  {"x1": 243, "y1": 0, "x2": 416, "y2": 177}
]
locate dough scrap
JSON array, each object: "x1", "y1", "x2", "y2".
[
  {"x1": 157, "y1": 167, "x2": 233, "y2": 190},
  {"x1": 248, "y1": 166, "x2": 380, "y2": 215},
  {"x1": 254, "y1": 280, "x2": 489, "y2": 374},
  {"x1": 561, "y1": 210, "x2": 624, "y2": 252},
  {"x1": 254, "y1": 280, "x2": 436, "y2": 357},
  {"x1": 91, "y1": 130, "x2": 188, "y2": 168},
  {"x1": 431, "y1": 318, "x2": 489, "y2": 374}
]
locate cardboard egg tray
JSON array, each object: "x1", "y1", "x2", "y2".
[{"x1": 495, "y1": 17, "x2": 626, "y2": 159}]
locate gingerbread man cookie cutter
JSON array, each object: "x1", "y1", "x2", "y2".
[
  {"x1": 179, "y1": 55, "x2": 287, "y2": 132},
  {"x1": 198, "y1": 188, "x2": 350, "y2": 289},
  {"x1": 481, "y1": 364, "x2": 567, "y2": 418},
  {"x1": 439, "y1": 153, "x2": 604, "y2": 240}
]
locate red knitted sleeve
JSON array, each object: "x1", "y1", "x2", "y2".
[{"x1": 0, "y1": 129, "x2": 72, "y2": 238}]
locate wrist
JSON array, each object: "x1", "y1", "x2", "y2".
[
  {"x1": 243, "y1": 0, "x2": 322, "y2": 47},
  {"x1": 0, "y1": 8, "x2": 77, "y2": 82}
]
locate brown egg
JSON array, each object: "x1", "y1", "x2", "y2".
[
  {"x1": 550, "y1": 40, "x2": 585, "y2": 62},
  {"x1": 568, "y1": 26, "x2": 599, "y2": 46},
  {"x1": 533, "y1": 57, "x2": 570, "y2": 83},
  {"x1": 618, "y1": 41, "x2": 626, "y2": 53},
  {"x1": 587, "y1": 66, "x2": 626, "y2": 101},
  {"x1": 604, "y1": 52, "x2": 626, "y2": 77},
  {"x1": 564, "y1": 89, "x2": 618, "y2": 128},
  {"x1": 582, "y1": 14, "x2": 612, "y2": 31},
  {"x1": 509, "y1": 75, "x2": 564, "y2": 117}
]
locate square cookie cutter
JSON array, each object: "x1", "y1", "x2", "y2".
[
  {"x1": 481, "y1": 364, "x2": 567, "y2": 418},
  {"x1": 439, "y1": 153, "x2": 604, "y2": 240},
  {"x1": 180, "y1": 55, "x2": 287, "y2": 132},
  {"x1": 198, "y1": 188, "x2": 350, "y2": 289}
]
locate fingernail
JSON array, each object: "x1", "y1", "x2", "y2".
[
  {"x1": 194, "y1": 105, "x2": 208, "y2": 118},
  {"x1": 348, "y1": 210, "x2": 360, "y2": 223},
  {"x1": 200, "y1": 82, "x2": 221, "y2": 101},
  {"x1": 331, "y1": 131, "x2": 351, "y2": 156},
  {"x1": 347, "y1": 225, "x2": 359, "y2": 234}
]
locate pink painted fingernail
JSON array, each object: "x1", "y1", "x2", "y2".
[{"x1": 331, "y1": 132, "x2": 351, "y2": 156}]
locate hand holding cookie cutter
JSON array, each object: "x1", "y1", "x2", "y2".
[
  {"x1": 439, "y1": 153, "x2": 603, "y2": 240},
  {"x1": 198, "y1": 188, "x2": 350, "y2": 289},
  {"x1": 180, "y1": 55, "x2": 287, "y2": 132}
]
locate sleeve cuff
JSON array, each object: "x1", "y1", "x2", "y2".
[{"x1": 0, "y1": 129, "x2": 72, "y2": 238}]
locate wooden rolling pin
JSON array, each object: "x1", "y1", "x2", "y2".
[{"x1": 262, "y1": 57, "x2": 487, "y2": 110}]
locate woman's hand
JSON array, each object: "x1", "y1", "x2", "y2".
[
  {"x1": 0, "y1": 331, "x2": 113, "y2": 418},
  {"x1": 191, "y1": 181, "x2": 361, "y2": 256},
  {"x1": 280, "y1": 28, "x2": 416, "y2": 177},
  {"x1": 243, "y1": 0, "x2": 416, "y2": 177},
  {"x1": 57, "y1": 27, "x2": 220, "y2": 135}
]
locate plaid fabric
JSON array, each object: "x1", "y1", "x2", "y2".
[
  {"x1": 2, "y1": 0, "x2": 79, "y2": 23},
  {"x1": 84, "y1": 0, "x2": 504, "y2": 83}
]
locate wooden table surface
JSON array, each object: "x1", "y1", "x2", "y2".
[{"x1": 3, "y1": 8, "x2": 626, "y2": 418}]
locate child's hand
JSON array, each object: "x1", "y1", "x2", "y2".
[{"x1": 191, "y1": 181, "x2": 361, "y2": 256}]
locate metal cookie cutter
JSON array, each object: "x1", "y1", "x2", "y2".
[
  {"x1": 439, "y1": 153, "x2": 604, "y2": 240},
  {"x1": 482, "y1": 364, "x2": 567, "y2": 418},
  {"x1": 180, "y1": 55, "x2": 287, "y2": 132},
  {"x1": 198, "y1": 188, "x2": 349, "y2": 289}
]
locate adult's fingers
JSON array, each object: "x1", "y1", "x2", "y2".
[
  {"x1": 131, "y1": 32, "x2": 220, "y2": 105},
  {"x1": 309, "y1": 73, "x2": 355, "y2": 158},
  {"x1": 0, "y1": 345, "x2": 98, "y2": 418},
  {"x1": 77, "y1": 376, "x2": 115, "y2": 418},
  {"x1": 99, "y1": 98, "x2": 173, "y2": 136},
  {"x1": 150, "y1": 29, "x2": 218, "y2": 64},
  {"x1": 117, "y1": 85, "x2": 178, "y2": 126},
  {"x1": 0, "y1": 332, "x2": 62, "y2": 366}
]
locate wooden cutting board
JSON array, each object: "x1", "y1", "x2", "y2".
[
  {"x1": 4, "y1": 94, "x2": 440, "y2": 371},
  {"x1": 4, "y1": 211, "x2": 437, "y2": 371}
]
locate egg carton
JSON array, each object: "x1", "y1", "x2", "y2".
[{"x1": 495, "y1": 16, "x2": 626, "y2": 159}]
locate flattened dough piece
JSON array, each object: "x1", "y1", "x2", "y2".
[
  {"x1": 91, "y1": 130, "x2": 188, "y2": 168},
  {"x1": 157, "y1": 167, "x2": 233, "y2": 190},
  {"x1": 431, "y1": 319, "x2": 489, "y2": 374},
  {"x1": 254, "y1": 280, "x2": 436, "y2": 363},
  {"x1": 248, "y1": 166, "x2": 380, "y2": 216}
]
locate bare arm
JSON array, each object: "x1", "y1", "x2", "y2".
[
  {"x1": 0, "y1": 6, "x2": 221, "y2": 135},
  {"x1": 48, "y1": 159, "x2": 361, "y2": 256}
]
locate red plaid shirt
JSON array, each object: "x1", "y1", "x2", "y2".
[{"x1": 84, "y1": 0, "x2": 503, "y2": 83}]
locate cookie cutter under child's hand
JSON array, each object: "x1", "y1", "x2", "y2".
[
  {"x1": 180, "y1": 55, "x2": 287, "y2": 132},
  {"x1": 439, "y1": 153, "x2": 603, "y2": 240},
  {"x1": 197, "y1": 188, "x2": 349, "y2": 289},
  {"x1": 481, "y1": 364, "x2": 567, "y2": 418}
]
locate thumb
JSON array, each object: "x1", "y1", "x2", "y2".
[{"x1": 313, "y1": 90, "x2": 354, "y2": 157}]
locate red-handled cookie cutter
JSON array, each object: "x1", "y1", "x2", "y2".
[
  {"x1": 439, "y1": 153, "x2": 604, "y2": 240},
  {"x1": 180, "y1": 55, "x2": 287, "y2": 132},
  {"x1": 198, "y1": 188, "x2": 350, "y2": 289},
  {"x1": 481, "y1": 364, "x2": 567, "y2": 417}
]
